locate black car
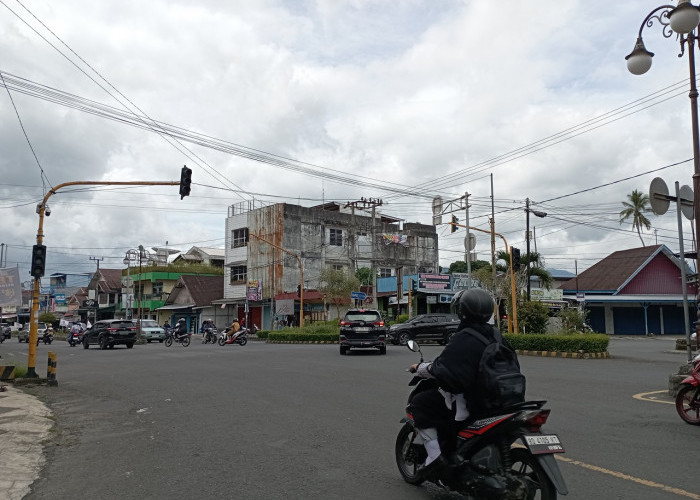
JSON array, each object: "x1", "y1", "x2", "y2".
[
  {"x1": 339, "y1": 309, "x2": 387, "y2": 355},
  {"x1": 0, "y1": 325, "x2": 10, "y2": 342},
  {"x1": 83, "y1": 319, "x2": 137, "y2": 349},
  {"x1": 388, "y1": 313, "x2": 460, "y2": 345}
]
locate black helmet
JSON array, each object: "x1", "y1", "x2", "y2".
[{"x1": 451, "y1": 288, "x2": 494, "y2": 323}]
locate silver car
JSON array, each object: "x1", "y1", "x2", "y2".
[{"x1": 138, "y1": 319, "x2": 166, "y2": 342}]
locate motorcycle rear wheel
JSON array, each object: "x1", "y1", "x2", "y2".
[
  {"x1": 182, "y1": 336, "x2": 191, "y2": 347},
  {"x1": 395, "y1": 422, "x2": 426, "y2": 485},
  {"x1": 508, "y1": 448, "x2": 557, "y2": 499},
  {"x1": 164, "y1": 337, "x2": 173, "y2": 347},
  {"x1": 676, "y1": 385, "x2": 700, "y2": 425}
]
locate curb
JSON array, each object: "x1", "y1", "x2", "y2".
[
  {"x1": 266, "y1": 340, "x2": 338, "y2": 344},
  {"x1": 516, "y1": 350, "x2": 609, "y2": 359}
]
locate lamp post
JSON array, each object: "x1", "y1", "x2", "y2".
[
  {"x1": 525, "y1": 198, "x2": 547, "y2": 301},
  {"x1": 627, "y1": 1, "x2": 700, "y2": 336},
  {"x1": 123, "y1": 249, "x2": 138, "y2": 320}
]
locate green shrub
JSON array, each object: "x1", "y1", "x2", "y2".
[
  {"x1": 505, "y1": 333, "x2": 608, "y2": 353},
  {"x1": 556, "y1": 307, "x2": 590, "y2": 332},
  {"x1": 256, "y1": 330, "x2": 269, "y2": 340},
  {"x1": 267, "y1": 331, "x2": 338, "y2": 342},
  {"x1": 517, "y1": 302, "x2": 549, "y2": 334}
]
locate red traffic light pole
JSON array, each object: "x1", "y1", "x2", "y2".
[{"x1": 25, "y1": 179, "x2": 181, "y2": 377}]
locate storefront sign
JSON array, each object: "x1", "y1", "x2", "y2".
[{"x1": 418, "y1": 273, "x2": 451, "y2": 291}]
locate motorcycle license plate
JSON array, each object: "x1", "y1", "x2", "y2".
[{"x1": 523, "y1": 434, "x2": 565, "y2": 454}]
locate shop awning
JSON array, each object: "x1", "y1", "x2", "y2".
[{"x1": 156, "y1": 303, "x2": 196, "y2": 310}]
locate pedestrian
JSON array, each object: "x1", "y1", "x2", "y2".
[{"x1": 273, "y1": 318, "x2": 279, "y2": 330}]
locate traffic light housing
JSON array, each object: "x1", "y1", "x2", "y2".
[
  {"x1": 179, "y1": 166, "x2": 192, "y2": 199},
  {"x1": 30, "y1": 244, "x2": 46, "y2": 278},
  {"x1": 512, "y1": 247, "x2": 521, "y2": 271},
  {"x1": 451, "y1": 215, "x2": 459, "y2": 233},
  {"x1": 297, "y1": 284, "x2": 302, "y2": 297}
]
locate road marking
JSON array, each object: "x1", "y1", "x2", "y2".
[
  {"x1": 633, "y1": 390, "x2": 675, "y2": 405},
  {"x1": 557, "y1": 455, "x2": 700, "y2": 499}
]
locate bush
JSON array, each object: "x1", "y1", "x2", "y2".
[
  {"x1": 556, "y1": 307, "x2": 590, "y2": 332},
  {"x1": 267, "y1": 331, "x2": 337, "y2": 342},
  {"x1": 517, "y1": 302, "x2": 549, "y2": 334},
  {"x1": 505, "y1": 333, "x2": 608, "y2": 353}
]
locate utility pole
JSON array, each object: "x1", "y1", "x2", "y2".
[
  {"x1": 89, "y1": 256, "x2": 103, "y2": 324},
  {"x1": 464, "y1": 191, "x2": 471, "y2": 286},
  {"x1": 345, "y1": 198, "x2": 383, "y2": 306}
]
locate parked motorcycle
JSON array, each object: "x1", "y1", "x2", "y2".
[
  {"x1": 218, "y1": 327, "x2": 248, "y2": 346},
  {"x1": 202, "y1": 327, "x2": 218, "y2": 344},
  {"x1": 164, "y1": 327, "x2": 191, "y2": 347},
  {"x1": 676, "y1": 353, "x2": 700, "y2": 425},
  {"x1": 395, "y1": 340, "x2": 568, "y2": 499}
]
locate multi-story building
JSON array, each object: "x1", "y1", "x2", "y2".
[{"x1": 222, "y1": 200, "x2": 439, "y2": 329}]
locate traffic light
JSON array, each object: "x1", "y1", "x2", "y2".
[
  {"x1": 451, "y1": 215, "x2": 459, "y2": 233},
  {"x1": 179, "y1": 166, "x2": 192, "y2": 199},
  {"x1": 297, "y1": 284, "x2": 302, "y2": 297},
  {"x1": 30, "y1": 244, "x2": 46, "y2": 278},
  {"x1": 512, "y1": 247, "x2": 521, "y2": 271}
]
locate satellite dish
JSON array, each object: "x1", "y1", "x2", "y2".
[
  {"x1": 649, "y1": 177, "x2": 670, "y2": 216},
  {"x1": 679, "y1": 184, "x2": 694, "y2": 220}
]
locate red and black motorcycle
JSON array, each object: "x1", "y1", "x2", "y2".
[
  {"x1": 676, "y1": 353, "x2": 700, "y2": 425},
  {"x1": 396, "y1": 340, "x2": 568, "y2": 499}
]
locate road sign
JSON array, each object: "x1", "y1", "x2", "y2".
[{"x1": 350, "y1": 291, "x2": 367, "y2": 300}]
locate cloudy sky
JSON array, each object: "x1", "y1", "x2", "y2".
[{"x1": 1, "y1": 0, "x2": 698, "y2": 283}]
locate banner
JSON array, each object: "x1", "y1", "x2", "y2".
[
  {"x1": 276, "y1": 299, "x2": 295, "y2": 315},
  {"x1": 382, "y1": 234, "x2": 408, "y2": 246},
  {"x1": 246, "y1": 279, "x2": 262, "y2": 301},
  {"x1": 0, "y1": 267, "x2": 22, "y2": 308}
]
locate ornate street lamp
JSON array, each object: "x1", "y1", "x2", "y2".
[
  {"x1": 525, "y1": 198, "x2": 547, "y2": 302},
  {"x1": 123, "y1": 249, "x2": 139, "y2": 320},
  {"x1": 627, "y1": 1, "x2": 700, "y2": 336}
]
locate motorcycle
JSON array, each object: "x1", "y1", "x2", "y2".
[
  {"x1": 67, "y1": 330, "x2": 83, "y2": 347},
  {"x1": 395, "y1": 340, "x2": 568, "y2": 499},
  {"x1": 202, "y1": 327, "x2": 218, "y2": 344},
  {"x1": 164, "y1": 327, "x2": 191, "y2": 347},
  {"x1": 38, "y1": 330, "x2": 54, "y2": 345},
  {"x1": 218, "y1": 327, "x2": 248, "y2": 346},
  {"x1": 676, "y1": 353, "x2": 700, "y2": 425}
]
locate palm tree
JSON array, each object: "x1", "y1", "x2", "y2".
[{"x1": 619, "y1": 189, "x2": 652, "y2": 246}]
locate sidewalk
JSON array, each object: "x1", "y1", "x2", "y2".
[{"x1": 0, "y1": 384, "x2": 53, "y2": 500}]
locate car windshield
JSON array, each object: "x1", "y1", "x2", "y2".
[
  {"x1": 345, "y1": 312, "x2": 381, "y2": 322},
  {"x1": 141, "y1": 320, "x2": 159, "y2": 328},
  {"x1": 37, "y1": 322, "x2": 46, "y2": 330}
]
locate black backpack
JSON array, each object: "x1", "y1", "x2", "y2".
[{"x1": 468, "y1": 328, "x2": 526, "y2": 411}]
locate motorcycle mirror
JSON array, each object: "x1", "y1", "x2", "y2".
[{"x1": 406, "y1": 340, "x2": 420, "y2": 353}]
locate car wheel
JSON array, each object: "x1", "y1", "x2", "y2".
[
  {"x1": 147, "y1": 339, "x2": 152, "y2": 343},
  {"x1": 380, "y1": 346, "x2": 387, "y2": 355},
  {"x1": 398, "y1": 332, "x2": 410, "y2": 346},
  {"x1": 159, "y1": 339, "x2": 164, "y2": 343},
  {"x1": 99, "y1": 337, "x2": 108, "y2": 350},
  {"x1": 340, "y1": 345, "x2": 349, "y2": 355},
  {"x1": 83, "y1": 338, "x2": 89, "y2": 349},
  {"x1": 126, "y1": 343, "x2": 134, "y2": 349}
]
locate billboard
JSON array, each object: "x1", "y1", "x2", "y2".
[{"x1": 0, "y1": 267, "x2": 22, "y2": 308}]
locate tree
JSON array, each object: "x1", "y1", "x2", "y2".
[
  {"x1": 318, "y1": 267, "x2": 361, "y2": 320},
  {"x1": 619, "y1": 189, "x2": 652, "y2": 246},
  {"x1": 39, "y1": 312, "x2": 57, "y2": 327},
  {"x1": 447, "y1": 260, "x2": 491, "y2": 274},
  {"x1": 355, "y1": 267, "x2": 373, "y2": 286}
]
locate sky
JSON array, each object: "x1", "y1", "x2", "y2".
[{"x1": 1, "y1": 0, "x2": 699, "y2": 285}]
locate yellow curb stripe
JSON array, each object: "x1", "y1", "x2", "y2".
[{"x1": 557, "y1": 455, "x2": 700, "y2": 499}]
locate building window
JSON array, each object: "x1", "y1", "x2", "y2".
[
  {"x1": 153, "y1": 282, "x2": 163, "y2": 297},
  {"x1": 232, "y1": 228, "x2": 249, "y2": 248},
  {"x1": 230, "y1": 265, "x2": 247, "y2": 284},
  {"x1": 329, "y1": 228, "x2": 343, "y2": 247},
  {"x1": 332, "y1": 264, "x2": 344, "y2": 271},
  {"x1": 380, "y1": 268, "x2": 392, "y2": 278}
]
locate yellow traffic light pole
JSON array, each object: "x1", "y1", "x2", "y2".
[
  {"x1": 448, "y1": 221, "x2": 518, "y2": 334},
  {"x1": 26, "y1": 180, "x2": 179, "y2": 377}
]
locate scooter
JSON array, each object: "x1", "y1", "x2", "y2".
[
  {"x1": 218, "y1": 328, "x2": 248, "y2": 346},
  {"x1": 38, "y1": 331, "x2": 54, "y2": 345},
  {"x1": 395, "y1": 340, "x2": 568, "y2": 499},
  {"x1": 164, "y1": 327, "x2": 191, "y2": 347},
  {"x1": 676, "y1": 353, "x2": 700, "y2": 425},
  {"x1": 67, "y1": 330, "x2": 82, "y2": 347}
]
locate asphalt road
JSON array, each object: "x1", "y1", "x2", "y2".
[{"x1": 1, "y1": 335, "x2": 697, "y2": 500}]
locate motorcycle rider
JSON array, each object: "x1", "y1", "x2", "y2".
[
  {"x1": 174, "y1": 318, "x2": 188, "y2": 339},
  {"x1": 42, "y1": 326, "x2": 54, "y2": 343},
  {"x1": 226, "y1": 319, "x2": 240, "y2": 342},
  {"x1": 407, "y1": 288, "x2": 500, "y2": 477},
  {"x1": 201, "y1": 318, "x2": 215, "y2": 342}
]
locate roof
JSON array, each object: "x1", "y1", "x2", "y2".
[
  {"x1": 172, "y1": 275, "x2": 224, "y2": 306},
  {"x1": 97, "y1": 269, "x2": 123, "y2": 291},
  {"x1": 559, "y1": 244, "x2": 687, "y2": 294}
]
